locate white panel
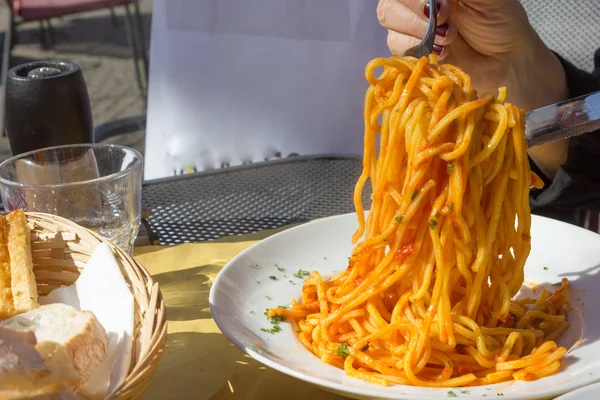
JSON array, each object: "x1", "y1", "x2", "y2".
[{"x1": 145, "y1": 0, "x2": 388, "y2": 179}]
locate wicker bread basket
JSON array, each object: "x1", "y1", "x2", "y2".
[{"x1": 25, "y1": 212, "x2": 167, "y2": 399}]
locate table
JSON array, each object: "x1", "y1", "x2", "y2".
[
  {"x1": 132, "y1": 157, "x2": 595, "y2": 398},
  {"x1": 136, "y1": 157, "x2": 369, "y2": 399},
  {"x1": 141, "y1": 156, "x2": 369, "y2": 245}
]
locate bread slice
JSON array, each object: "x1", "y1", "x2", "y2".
[
  {"x1": 6, "y1": 210, "x2": 38, "y2": 314},
  {"x1": 1, "y1": 303, "x2": 108, "y2": 390},
  {"x1": 0, "y1": 326, "x2": 80, "y2": 399},
  {"x1": 0, "y1": 383, "x2": 79, "y2": 400},
  {"x1": 0, "y1": 215, "x2": 15, "y2": 319},
  {"x1": 0, "y1": 325, "x2": 46, "y2": 378}
]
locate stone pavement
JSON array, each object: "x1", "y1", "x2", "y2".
[{"x1": 0, "y1": 0, "x2": 152, "y2": 161}]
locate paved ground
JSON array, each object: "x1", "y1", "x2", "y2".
[{"x1": 0, "y1": 0, "x2": 151, "y2": 161}]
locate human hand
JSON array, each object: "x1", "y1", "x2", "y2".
[
  {"x1": 377, "y1": 0, "x2": 570, "y2": 178},
  {"x1": 377, "y1": 0, "x2": 568, "y2": 111}
]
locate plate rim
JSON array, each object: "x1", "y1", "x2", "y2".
[{"x1": 209, "y1": 212, "x2": 600, "y2": 399}]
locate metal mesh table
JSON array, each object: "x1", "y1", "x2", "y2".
[
  {"x1": 141, "y1": 156, "x2": 370, "y2": 245},
  {"x1": 522, "y1": 0, "x2": 600, "y2": 72}
]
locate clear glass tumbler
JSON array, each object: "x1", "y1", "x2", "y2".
[{"x1": 0, "y1": 144, "x2": 143, "y2": 252}]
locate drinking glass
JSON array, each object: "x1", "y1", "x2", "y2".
[{"x1": 0, "y1": 144, "x2": 143, "y2": 252}]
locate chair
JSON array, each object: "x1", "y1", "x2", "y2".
[
  {"x1": 1, "y1": 0, "x2": 149, "y2": 141},
  {"x1": 4, "y1": 1, "x2": 148, "y2": 87}
]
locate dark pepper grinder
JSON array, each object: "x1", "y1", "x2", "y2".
[{"x1": 4, "y1": 60, "x2": 94, "y2": 156}]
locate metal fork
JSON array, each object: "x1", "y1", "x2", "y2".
[{"x1": 403, "y1": 0, "x2": 438, "y2": 58}]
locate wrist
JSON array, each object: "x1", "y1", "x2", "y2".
[
  {"x1": 504, "y1": 29, "x2": 569, "y2": 111},
  {"x1": 504, "y1": 30, "x2": 570, "y2": 180}
]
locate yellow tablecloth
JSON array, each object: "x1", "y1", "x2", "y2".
[{"x1": 134, "y1": 228, "x2": 347, "y2": 400}]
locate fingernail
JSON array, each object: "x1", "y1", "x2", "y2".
[
  {"x1": 424, "y1": 2, "x2": 441, "y2": 18},
  {"x1": 436, "y1": 23, "x2": 449, "y2": 38},
  {"x1": 433, "y1": 44, "x2": 443, "y2": 55}
]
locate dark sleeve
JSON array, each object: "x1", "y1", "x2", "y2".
[{"x1": 529, "y1": 51, "x2": 600, "y2": 213}]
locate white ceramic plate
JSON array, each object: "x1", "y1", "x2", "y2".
[
  {"x1": 554, "y1": 381, "x2": 600, "y2": 400},
  {"x1": 209, "y1": 213, "x2": 600, "y2": 399}
]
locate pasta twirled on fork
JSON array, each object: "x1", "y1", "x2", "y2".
[{"x1": 269, "y1": 56, "x2": 570, "y2": 387}]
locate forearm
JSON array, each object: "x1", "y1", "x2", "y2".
[
  {"x1": 527, "y1": 47, "x2": 600, "y2": 212},
  {"x1": 505, "y1": 30, "x2": 570, "y2": 179}
]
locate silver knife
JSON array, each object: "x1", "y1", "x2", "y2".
[{"x1": 525, "y1": 90, "x2": 600, "y2": 148}]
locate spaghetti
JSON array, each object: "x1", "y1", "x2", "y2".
[{"x1": 269, "y1": 55, "x2": 570, "y2": 387}]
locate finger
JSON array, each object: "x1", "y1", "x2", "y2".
[
  {"x1": 378, "y1": 1, "x2": 457, "y2": 46},
  {"x1": 387, "y1": 30, "x2": 450, "y2": 59},
  {"x1": 378, "y1": 0, "x2": 451, "y2": 28}
]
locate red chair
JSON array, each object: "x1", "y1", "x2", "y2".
[{"x1": 2, "y1": 0, "x2": 148, "y2": 93}]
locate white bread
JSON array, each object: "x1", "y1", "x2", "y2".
[
  {"x1": 0, "y1": 326, "x2": 80, "y2": 399},
  {"x1": 0, "y1": 384, "x2": 80, "y2": 400},
  {"x1": 6, "y1": 210, "x2": 38, "y2": 314},
  {"x1": 1, "y1": 303, "x2": 108, "y2": 390},
  {"x1": 0, "y1": 326, "x2": 46, "y2": 379},
  {"x1": 0, "y1": 215, "x2": 15, "y2": 319}
]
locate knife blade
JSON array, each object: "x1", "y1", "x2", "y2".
[{"x1": 525, "y1": 91, "x2": 600, "y2": 148}]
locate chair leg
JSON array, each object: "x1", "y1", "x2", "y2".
[
  {"x1": 38, "y1": 20, "x2": 48, "y2": 48},
  {"x1": 109, "y1": 7, "x2": 119, "y2": 26},
  {"x1": 46, "y1": 19, "x2": 55, "y2": 46},
  {"x1": 1, "y1": 12, "x2": 14, "y2": 138},
  {"x1": 123, "y1": 4, "x2": 145, "y2": 94},
  {"x1": 132, "y1": 0, "x2": 149, "y2": 84}
]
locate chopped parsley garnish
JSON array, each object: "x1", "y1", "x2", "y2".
[
  {"x1": 261, "y1": 325, "x2": 282, "y2": 334},
  {"x1": 362, "y1": 344, "x2": 369, "y2": 351},
  {"x1": 543, "y1": 267, "x2": 549, "y2": 271},
  {"x1": 411, "y1": 190, "x2": 418, "y2": 200},
  {"x1": 261, "y1": 306, "x2": 285, "y2": 334},
  {"x1": 269, "y1": 276, "x2": 278, "y2": 281},
  {"x1": 449, "y1": 203, "x2": 455, "y2": 214},
  {"x1": 256, "y1": 280, "x2": 261, "y2": 284},
  {"x1": 265, "y1": 295, "x2": 272, "y2": 300},
  {"x1": 336, "y1": 343, "x2": 350, "y2": 358},
  {"x1": 460, "y1": 389, "x2": 470, "y2": 394},
  {"x1": 264, "y1": 309, "x2": 285, "y2": 324},
  {"x1": 510, "y1": 312, "x2": 517, "y2": 322},
  {"x1": 553, "y1": 281, "x2": 562, "y2": 287},
  {"x1": 395, "y1": 215, "x2": 403, "y2": 223},
  {"x1": 497, "y1": 394, "x2": 504, "y2": 397},
  {"x1": 250, "y1": 311, "x2": 255, "y2": 314},
  {"x1": 429, "y1": 219, "x2": 438, "y2": 229},
  {"x1": 289, "y1": 280, "x2": 295, "y2": 285},
  {"x1": 324, "y1": 256, "x2": 328, "y2": 260},
  {"x1": 447, "y1": 161, "x2": 455, "y2": 174},
  {"x1": 277, "y1": 267, "x2": 286, "y2": 273},
  {"x1": 447, "y1": 391, "x2": 457, "y2": 397},
  {"x1": 293, "y1": 269, "x2": 310, "y2": 278},
  {"x1": 434, "y1": 211, "x2": 440, "y2": 218}
]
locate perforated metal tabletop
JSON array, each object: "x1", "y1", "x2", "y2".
[{"x1": 141, "y1": 156, "x2": 369, "y2": 245}]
